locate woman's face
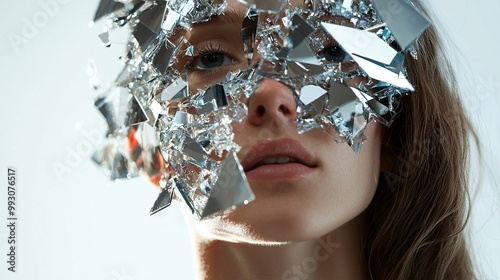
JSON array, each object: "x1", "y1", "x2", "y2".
[{"x1": 179, "y1": 0, "x2": 385, "y2": 243}]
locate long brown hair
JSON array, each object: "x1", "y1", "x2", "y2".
[{"x1": 364, "y1": 2, "x2": 477, "y2": 279}]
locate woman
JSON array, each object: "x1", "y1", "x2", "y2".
[{"x1": 92, "y1": 0, "x2": 476, "y2": 279}]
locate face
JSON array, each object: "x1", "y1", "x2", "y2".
[{"x1": 177, "y1": 0, "x2": 385, "y2": 243}]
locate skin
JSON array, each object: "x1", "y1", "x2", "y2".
[{"x1": 173, "y1": 1, "x2": 389, "y2": 279}]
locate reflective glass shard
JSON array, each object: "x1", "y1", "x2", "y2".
[
  {"x1": 157, "y1": 77, "x2": 188, "y2": 101},
  {"x1": 92, "y1": 136, "x2": 140, "y2": 180},
  {"x1": 295, "y1": 61, "x2": 325, "y2": 76},
  {"x1": 287, "y1": 60, "x2": 309, "y2": 78},
  {"x1": 138, "y1": 1, "x2": 167, "y2": 35},
  {"x1": 351, "y1": 54, "x2": 413, "y2": 90},
  {"x1": 349, "y1": 101, "x2": 367, "y2": 154},
  {"x1": 162, "y1": 9, "x2": 181, "y2": 34},
  {"x1": 241, "y1": 10, "x2": 258, "y2": 61},
  {"x1": 131, "y1": 123, "x2": 165, "y2": 177},
  {"x1": 145, "y1": 99, "x2": 164, "y2": 127},
  {"x1": 98, "y1": 31, "x2": 110, "y2": 47},
  {"x1": 300, "y1": 85, "x2": 327, "y2": 106},
  {"x1": 133, "y1": 22, "x2": 159, "y2": 51},
  {"x1": 93, "y1": 0, "x2": 122, "y2": 22},
  {"x1": 173, "y1": 111, "x2": 192, "y2": 127},
  {"x1": 166, "y1": 0, "x2": 195, "y2": 17},
  {"x1": 150, "y1": 178, "x2": 175, "y2": 215},
  {"x1": 94, "y1": 87, "x2": 144, "y2": 135},
  {"x1": 152, "y1": 39, "x2": 176, "y2": 75},
  {"x1": 184, "y1": 137, "x2": 207, "y2": 164},
  {"x1": 125, "y1": 94, "x2": 149, "y2": 127},
  {"x1": 242, "y1": 0, "x2": 283, "y2": 12},
  {"x1": 321, "y1": 22, "x2": 397, "y2": 65},
  {"x1": 283, "y1": 13, "x2": 315, "y2": 49},
  {"x1": 372, "y1": 0, "x2": 430, "y2": 50},
  {"x1": 367, "y1": 98, "x2": 391, "y2": 123},
  {"x1": 310, "y1": 91, "x2": 328, "y2": 115},
  {"x1": 203, "y1": 84, "x2": 229, "y2": 108},
  {"x1": 172, "y1": 177, "x2": 196, "y2": 214},
  {"x1": 328, "y1": 81, "x2": 358, "y2": 113},
  {"x1": 321, "y1": 22, "x2": 413, "y2": 90},
  {"x1": 287, "y1": 40, "x2": 321, "y2": 66},
  {"x1": 201, "y1": 151, "x2": 254, "y2": 219}
]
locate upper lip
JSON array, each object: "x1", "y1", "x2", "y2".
[{"x1": 240, "y1": 138, "x2": 318, "y2": 172}]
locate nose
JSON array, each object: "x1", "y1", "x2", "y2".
[{"x1": 246, "y1": 78, "x2": 298, "y2": 127}]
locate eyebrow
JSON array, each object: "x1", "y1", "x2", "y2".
[{"x1": 200, "y1": 8, "x2": 246, "y2": 26}]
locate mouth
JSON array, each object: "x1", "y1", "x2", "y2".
[{"x1": 240, "y1": 138, "x2": 318, "y2": 181}]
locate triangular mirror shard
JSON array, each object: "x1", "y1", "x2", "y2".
[
  {"x1": 201, "y1": 151, "x2": 255, "y2": 219},
  {"x1": 287, "y1": 40, "x2": 321, "y2": 66},
  {"x1": 300, "y1": 85, "x2": 327, "y2": 106},
  {"x1": 328, "y1": 81, "x2": 358, "y2": 112},
  {"x1": 125, "y1": 94, "x2": 149, "y2": 127},
  {"x1": 150, "y1": 180, "x2": 174, "y2": 215},
  {"x1": 372, "y1": 0, "x2": 430, "y2": 51},
  {"x1": 93, "y1": 0, "x2": 121, "y2": 22},
  {"x1": 138, "y1": 1, "x2": 167, "y2": 35},
  {"x1": 351, "y1": 54, "x2": 413, "y2": 90},
  {"x1": 95, "y1": 87, "x2": 148, "y2": 135},
  {"x1": 283, "y1": 13, "x2": 315, "y2": 49},
  {"x1": 321, "y1": 22, "x2": 413, "y2": 90}
]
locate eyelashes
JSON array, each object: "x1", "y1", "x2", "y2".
[{"x1": 185, "y1": 42, "x2": 238, "y2": 72}]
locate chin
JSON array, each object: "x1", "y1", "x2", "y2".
[{"x1": 194, "y1": 192, "x2": 351, "y2": 245}]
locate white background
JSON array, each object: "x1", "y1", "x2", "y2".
[{"x1": 1, "y1": 0, "x2": 499, "y2": 279}]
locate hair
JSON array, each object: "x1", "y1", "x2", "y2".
[{"x1": 364, "y1": 2, "x2": 477, "y2": 279}]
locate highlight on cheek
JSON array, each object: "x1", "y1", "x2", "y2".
[{"x1": 90, "y1": 0, "x2": 430, "y2": 218}]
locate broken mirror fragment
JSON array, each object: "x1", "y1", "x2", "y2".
[
  {"x1": 94, "y1": 87, "x2": 148, "y2": 135},
  {"x1": 201, "y1": 150, "x2": 254, "y2": 219},
  {"x1": 157, "y1": 77, "x2": 188, "y2": 101},
  {"x1": 98, "y1": 31, "x2": 111, "y2": 47},
  {"x1": 371, "y1": 0, "x2": 430, "y2": 51},
  {"x1": 282, "y1": 13, "x2": 315, "y2": 50},
  {"x1": 152, "y1": 39, "x2": 177, "y2": 75},
  {"x1": 138, "y1": 1, "x2": 167, "y2": 35},
  {"x1": 150, "y1": 177, "x2": 175, "y2": 215},
  {"x1": 92, "y1": 134, "x2": 140, "y2": 180},
  {"x1": 321, "y1": 22, "x2": 413, "y2": 90},
  {"x1": 299, "y1": 85, "x2": 327, "y2": 106},
  {"x1": 241, "y1": 0, "x2": 283, "y2": 12}
]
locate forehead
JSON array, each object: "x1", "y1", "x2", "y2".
[{"x1": 191, "y1": 0, "x2": 366, "y2": 30}]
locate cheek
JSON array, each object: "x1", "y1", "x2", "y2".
[{"x1": 312, "y1": 130, "x2": 381, "y2": 231}]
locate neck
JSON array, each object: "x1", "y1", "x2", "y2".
[{"x1": 188, "y1": 213, "x2": 368, "y2": 280}]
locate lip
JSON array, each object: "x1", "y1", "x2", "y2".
[{"x1": 240, "y1": 138, "x2": 318, "y2": 181}]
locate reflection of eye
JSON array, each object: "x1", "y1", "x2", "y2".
[
  {"x1": 189, "y1": 52, "x2": 235, "y2": 70},
  {"x1": 320, "y1": 45, "x2": 347, "y2": 63}
]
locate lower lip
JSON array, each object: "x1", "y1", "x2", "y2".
[{"x1": 245, "y1": 163, "x2": 315, "y2": 181}]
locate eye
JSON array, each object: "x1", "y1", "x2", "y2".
[
  {"x1": 320, "y1": 45, "x2": 347, "y2": 63},
  {"x1": 189, "y1": 52, "x2": 236, "y2": 70}
]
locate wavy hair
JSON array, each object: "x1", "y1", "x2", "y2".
[{"x1": 364, "y1": 2, "x2": 477, "y2": 279}]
